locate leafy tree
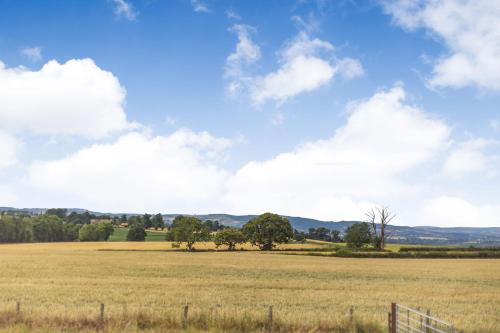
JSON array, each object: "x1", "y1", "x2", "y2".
[
  {"x1": 120, "y1": 214, "x2": 127, "y2": 222},
  {"x1": 331, "y1": 230, "x2": 342, "y2": 242},
  {"x1": 0, "y1": 216, "x2": 33, "y2": 243},
  {"x1": 242, "y1": 213, "x2": 293, "y2": 251},
  {"x1": 78, "y1": 221, "x2": 114, "y2": 241},
  {"x1": 127, "y1": 223, "x2": 147, "y2": 241},
  {"x1": 214, "y1": 228, "x2": 246, "y2": 250},
  {"x1": 152, "y1": 213, "x2": 164, "y2": 230},
  {"x1": 344, "y1": 222, "x2": 372, "y2": 249},
  {"x1": 78, "y1": 224, "x2": 102, "y2": 241},
  {"x1": 32, "y1": 215, "x2": 64, "y2": 242},
  {"x1": 143, "y1": 214, "x2": 152, "y2": 229},
  {"x1": 128, "y1": 216, "x2": 142, "y2": 226},
  {"x1": 45, "y1": 208, "x2": 68, "y2": 219},
  {"x1": 166, "y1": 215, "x2": 210, "y2": 251},
  {"x1": 62, "y1": 223, "x2": 81, "y2": 241},
  {"x1": 203, "y1": 220, "x2": 225, "y2": 231},
  {"x1": 293, "y1": 229, "x2": 307, "y2": 242},
  {"x1": 97, "y1": 221, "x2": 114, "y2": 240}
]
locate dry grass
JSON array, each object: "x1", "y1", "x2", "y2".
[{"x1": 0, "y1": 242, "x2": 498, "y2": 332}]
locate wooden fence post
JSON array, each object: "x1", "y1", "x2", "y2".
[
  {"x1": 267, "y1": 306, "x2": 273, "y2": 331},
  {"x1": 426, "y1": 309, "x2": 431, "y2": 333},
  {"x1": 388, "y1": 312, "x2": 392, "y2": 333},
  {"x1": 16, "y1": 301, "x2": 20, "y2": 316},
  {"x1": 182, "y1": 305, "x2": 189, "y2": 328},
  {"x1": 100, "y1": 303, "x2": 105, "y2": 323},
  {"x1": 391, "y1": 303, "x2": 397, "y2": 333}
]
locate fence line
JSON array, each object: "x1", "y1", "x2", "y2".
[{"x1": 389, "y1": 303, "x2": 455, "y2": 333}]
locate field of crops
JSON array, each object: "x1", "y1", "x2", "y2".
[{"x1": 0, "y1": 242, "x2": 499, "y2": 332}]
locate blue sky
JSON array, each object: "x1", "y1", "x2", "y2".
[{"x1": 0, "y1": 0, "x2": 499, "y2": 227}]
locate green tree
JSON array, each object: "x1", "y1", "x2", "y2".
[
  {"x1": 143, "y1": 214, "x2": 152, "y2": 229},
  {"x1": 214, "y1": 228, "x2": 246, "y2": 250},
  {"x1": 166, "y1": 215, "x2": 210, "y2": 251},
  {"x1": 97, "y1": 221, "x2": 114, "y2": 240},
  {"x1": 0, "y1": 216, "x2": 33, "y2": 243},
  {"x1": 62, "y1": 223, "x2": 81, "y2": 241},
  {"x1": 242, "y1": 213, "x2": 293, "y2": 251},
  {"x1": 45, "y1": 208, "x2": 68, "y2": 219},
  {"x1": 152, "y1": 213, "x2": 164, "y2": 230},
  {"x1": 344, "y1": 222, "x2": 372, "y2": 249},
  {"x1": 127, "y1": 224, "x2": 147, "y2": 241},
  {"x1": 78, "y1": 221, "x2": 114, "y2": 241},
  {"x1": 32, "y1": 215, "x2": 64, "y2": 242}
]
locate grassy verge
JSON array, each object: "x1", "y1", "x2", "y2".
[{"x1": 0, "y1": 310, "x2": 382, "y2": 333}]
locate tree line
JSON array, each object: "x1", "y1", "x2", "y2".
[{"x1": 0, "y1": 207, "x2": 395, "y2": 251}]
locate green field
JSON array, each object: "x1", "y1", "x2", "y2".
[
  {"x1": 108, "y1": 227, "x2": 167, "y2": 242},
  {"x1": 0, "y1": 242, "x2": 499, "y2": 332}
]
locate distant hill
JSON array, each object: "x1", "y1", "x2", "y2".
[{"x1": 1, "y1": 207, "x2": 500, "y2": 245}]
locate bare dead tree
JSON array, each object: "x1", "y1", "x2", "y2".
[
  {"x1": 377, "y1": 206, "x2": 396, "y2": 250},
  {"x1": 365, "y1": 208, "x2": 377, "y2": 238}
]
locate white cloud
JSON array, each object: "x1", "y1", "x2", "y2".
[
  {"x1": 21, "y1": 47, "x2": 42, "y2": 62},
  {"x1": 224, "y1": 24, "x2": 261, "y2": 95},
  {"x1": 191, "y1": 0, "x2": 210, "y2": 13},
  {"x1": 421, "y1": 196, "x2": 500, "y2": 227},
  {"x1": 226, "y1": 9, "x2": 241, "y2": 20},
  {"x1": 111, "y1": 0, "x2": 137, "y2": 21},
  {"x1": 250, "y1": 32, "x2": 363, "y2": 105},
  {"x1": 443, "y1": 138, "x2": 496, "y2": 176},
  {"x1": 0, "y1": 131, "x2": 19, "y2": 171},
  {"x1": 26, "y1": 130, "x2": 231, "y2": 213},
  {"x1": 224, "y1": 86, "x2": 450, "y2": 220},
  {"x1": 0, "y1": 58, "x2": 134, "y2": 139},
  {"x1": 381, "y1": 0, "x2": 500, "y2": 90}
]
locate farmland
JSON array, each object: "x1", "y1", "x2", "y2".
[{"x1": 0, "y1": 242, "x2": 499, "y2": 332}]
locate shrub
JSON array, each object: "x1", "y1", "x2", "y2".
[{"x1": 127, "y1": 224, "x2": 147, "y2": 241}]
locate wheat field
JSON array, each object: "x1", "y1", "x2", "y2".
[{"x1": 0, "y1": 242, "x2": 499, "y2": 332}]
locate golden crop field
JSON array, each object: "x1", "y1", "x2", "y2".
[{"x1": 0, "y1": 242, "x2": 499, "y2": 333}]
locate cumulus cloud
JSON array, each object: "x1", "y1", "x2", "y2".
[
  {"x1": 250, "y1": 32, "x2": 363, "y2": 105},
  {"x1": 0, "y1": 131, "x2": 19, "y2": 171},
  {"x1": 111, "y1": 0, "x2": 137, "y2": 21},
  {"x1": 443, "y1": 138, "x2": 497, "y2": 176},
  {"x1": 27, "y1": 130, "x2": 232, "y2": 213},
  {"x1": 13, "y1": 84, "x2": 500, "y2": 226},
  {"x1": 421, "y1": 196, "x2": 500, "y2": 227},
  {"x1": 224, "y1": 86, "x2": 450, "y2": 220},
  {"x1": 0, "y1": 58, "x2": 134, "y2": 139},
  {"x1": 191, "y1": 0, "x2": 210, "y2": 13},
  {"x1": 381, "y1": 0, "x2": 500, "y2": 90},
  {"x1": 224, "y1": 27, "x2": 363, "y2": 105},
  {"x1": 21, "y1": 47, "x2": 42, "y2": 62}
]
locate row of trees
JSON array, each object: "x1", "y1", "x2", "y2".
[
  {"x1": 0, "y1": 215, "x2": 114, "y2": 243},
  {"x1": 166, "y1": 213, "x2": 293, "y2": 251},
  {"x1": 294, "y1": 227, "x2": 343, "y2": 242}
]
